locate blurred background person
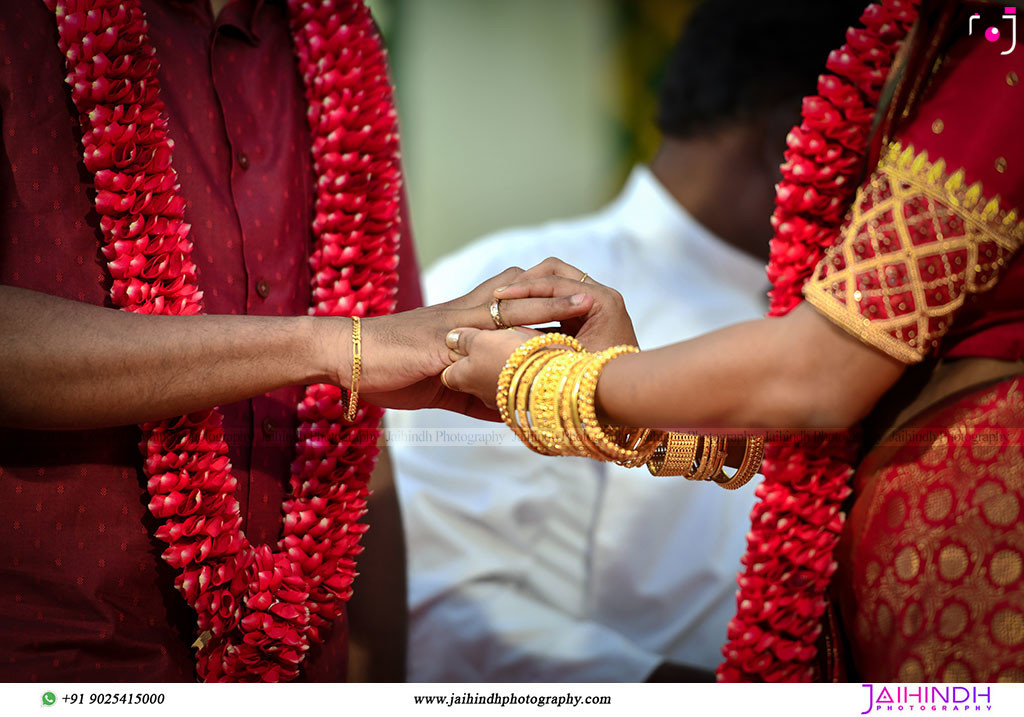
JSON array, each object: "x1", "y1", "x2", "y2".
[{"x1": 387, "y1": 0, "x2": 864, "y2": 682}]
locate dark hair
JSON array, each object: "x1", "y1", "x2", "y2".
[{"x1": 657, "y1": 0, "x2": 868, "y2": 139}]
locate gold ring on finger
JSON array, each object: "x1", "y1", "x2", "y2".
[
  {"x1": 445, "y1": 329, "x2": 462, "y2": 352},
  {"x1": 489, "y1": 299, "x2": 510, "y2": 329},
  {"x1": 441, "y1": 365, "x2": 458, "y2": 391}
]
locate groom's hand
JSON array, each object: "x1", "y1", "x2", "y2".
[{"x1": 493, "y1": 257, "x2": 638, "y2": 350}]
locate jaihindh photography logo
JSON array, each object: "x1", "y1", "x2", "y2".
[{"x1": 860, "y1": 684, "x2": 993, "y2": 713}]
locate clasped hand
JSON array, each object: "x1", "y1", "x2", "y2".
[
  {"x1": 441, "y1": 258, "x2": 638, "y2": 410},
  {"x1": 339, "y1": 258, "x2": 636, "y2": 419}
]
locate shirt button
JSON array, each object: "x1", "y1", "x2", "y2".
[
  {"x1": 237, "y1": 151, "x2": 250, "y2": 170},
  {"x1": 261, "y1": 418, "x2": 275, "y2": 439},
  {"x1": 256, "y1": 279, "x2": 270, "y2": 298}
]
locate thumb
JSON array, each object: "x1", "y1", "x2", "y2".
[
  {"x1": 441, "y1": 356, "x2": 470, "y2": 394},
  {"x1": 445, "y1": 326, "x2": 482, "y2": 356}
]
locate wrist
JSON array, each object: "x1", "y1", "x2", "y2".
[
  {"x1": 310, "y1": 315, "x2": 353, "y2": 387},
  {"x1": 594, "y1": 350, "x2": 637, "y2": 425}
]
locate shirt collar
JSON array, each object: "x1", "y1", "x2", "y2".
[{"x1": 609, "y1": 165, "x2": 770, "y2": 297}]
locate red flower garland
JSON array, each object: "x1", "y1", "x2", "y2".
[
  {"x1": 46, "y1": 0, "x2": 401, "y2": 682},
  {"x1": 717, "y1": 0, "x2": 919, "y2": 682}
]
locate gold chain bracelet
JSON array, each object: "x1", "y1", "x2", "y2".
[{"x1": 344, "y1": 316, "x2": 362, "y2": 422}]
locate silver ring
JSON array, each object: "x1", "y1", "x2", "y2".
[{"x1": 489, "y1": 299, "x2": 510, "y2": 329}]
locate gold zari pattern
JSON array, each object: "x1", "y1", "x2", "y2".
[
  {"x1": 804, "y1": 142, "x2": 1024, "y2": 363},
  {"x1": 839, "y1": 377, "x2": 1024, "y2": 681}
]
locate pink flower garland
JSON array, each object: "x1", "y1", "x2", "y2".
[
  {"x1": 717, "y1": 0, "x2": 919, "y2": 682},
  {"x1": 46, "y1": 0, "x2": 401, "y2": 682}
]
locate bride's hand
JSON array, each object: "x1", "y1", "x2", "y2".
[
  {"x1": 439, "y1": 327, "x2": 540, "y2": 408},
  {"x1": 492, "y1": 257, "x2": 638, "y2": 350}
]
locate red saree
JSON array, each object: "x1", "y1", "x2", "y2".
[
  {"x1": 838, "y1": 376, "x2": 1024, "y2": 681},
  {"x1": 802, "y1": 10, "x2": 1024, "y2": 681}
]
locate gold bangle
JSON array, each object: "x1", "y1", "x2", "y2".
[
  {"x1": 689, "y1": 435, "x2": 725, "y2": 482},
  {"x1": 706, "y1": 436, "x2": 728, "y2": 480},
  {"x1": 344, "y1": 316, "x2": 362, "y2": 422},
  {"x1": 617, "y1": 427, "x2": 663, "y2": 468},
  {"x1": 558, "y1": 352, "x2": 595, "y2": 456},
  {"x1": 496, "y1": 333, "x2": 583, "y2": 448},
  {"x1": 647, "y1": 432, "x2": 700, "y2": 477},
  {"x1": 511, "y1": 351, "x2": 558, "y2": 428},
  {"x1": 513, "y1": 350, "x2": 563, "y2": 455},
  {"x1": 714, "y1": 435, "x2": 765, "y2": 490},
  {"x1": 567, "y1": 352, "x2": 605, "y2": 459},
  {"x1": 576, "y1": 345, "x2": 645, "y2": 464},
  {"x1": 528, "y1": 351, "x2": 584, "y2": 455}
]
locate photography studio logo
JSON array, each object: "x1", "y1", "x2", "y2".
[
  {"x1": 970, "y1": 6, "x2": 1017, "y2": 54},
  {"x1": 859, "y1": 684, "x2": 993, "y2": 713}
]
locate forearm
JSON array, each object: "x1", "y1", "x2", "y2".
[
  {"x1": 0, "y1": 286, "x2": 345, "y2": 429},
  {"x1": 596, "y1": 303, "x2": 906, "y2": 431}
]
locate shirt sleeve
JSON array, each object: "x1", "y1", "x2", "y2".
[{"x1": 803, "y1": 33, "x2": 1024, "y2": 363}]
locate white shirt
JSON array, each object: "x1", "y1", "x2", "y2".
[{"x1": 388, "y1": 166, "x2": 769, "y2": 681}]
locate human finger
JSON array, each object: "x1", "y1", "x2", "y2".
[
  {"x1": 513, "y1": 257, "x2": 589, "y2": 283},
  {"x1": 460, "y1": 266, "x2": 524, "y2": 302},
  {"x1": 445, "y1": 328, "x2": 464, "y2": 352},
  {"x1": 454, "y1": 326, "x2": 526, "y2": 355},
  {"x1": 493, "y1": 294, "x2": 593, "y2": 326},
  {"x1": 449, "y1": 326, "x2": 482, "y2": 357},
  {"x1": 494, "y1": 275, "x2": 608, "y2": 300}
]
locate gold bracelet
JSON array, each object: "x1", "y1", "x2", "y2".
[
  {"x1": 511, "y1": 350, "x2": 559, "y2": 431},
  {"x1": 495, "y1": 336, "x2": 664, "y2": 467},
  {"x1": 513, "y1": 350, "x2": 564, "y2": 455},
  {"x1": 344, "y1": 316, "x2": 362, "y2": 422},
  {"x1": 575, "y1": 345, "x2": 646, "y2": 464},
  {"x1": 529, "y1": 351, "x2": 584, "y2": 455},
  {"x1": 714, "y1": 435, "x2": 765, "y2": 490},
  {"x1": 497, "y1": 333, "x2": 583, "y2": 446},
  {"x1": 617, "y1": 427, "x2": 664, "y2": 468},
  {"x1": 647, "y1": 432, "x2": 700, "y2": 477},
  {"x1": 706, "y1": 436, "x2": 728, "y2": 480},
  {"x1": 688, "y1": 435, "x2": 725, "y2": 481},
  {"x1": 567, "y1": 352, "x2": 605, "y2": 459},
  {"x1": 559, "y1": 353, "x2": 596, "y2": 457}
]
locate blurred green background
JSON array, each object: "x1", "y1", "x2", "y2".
[{"x1": 367, "y1": 0, "x2": 695, "y2": 269}]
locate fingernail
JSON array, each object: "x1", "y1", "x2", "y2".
[
  {"x1": 570, "y1": 293, "x2": 587, "y2": 306},
  {"x1": 495, "y1": 285, "x2": 509, "y2": 293}
]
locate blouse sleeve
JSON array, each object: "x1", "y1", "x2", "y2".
[{"x1": 803, "y1": 33, "x2": 1024, "y2": 364}]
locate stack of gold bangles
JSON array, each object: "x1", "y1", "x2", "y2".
[{"x1": 496, "y1": 334, "x2": 764, "y2": 490}]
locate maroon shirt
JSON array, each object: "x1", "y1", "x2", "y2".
[{"x1": 0, "y1": 0, "x2": 421, "y2": 681}]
